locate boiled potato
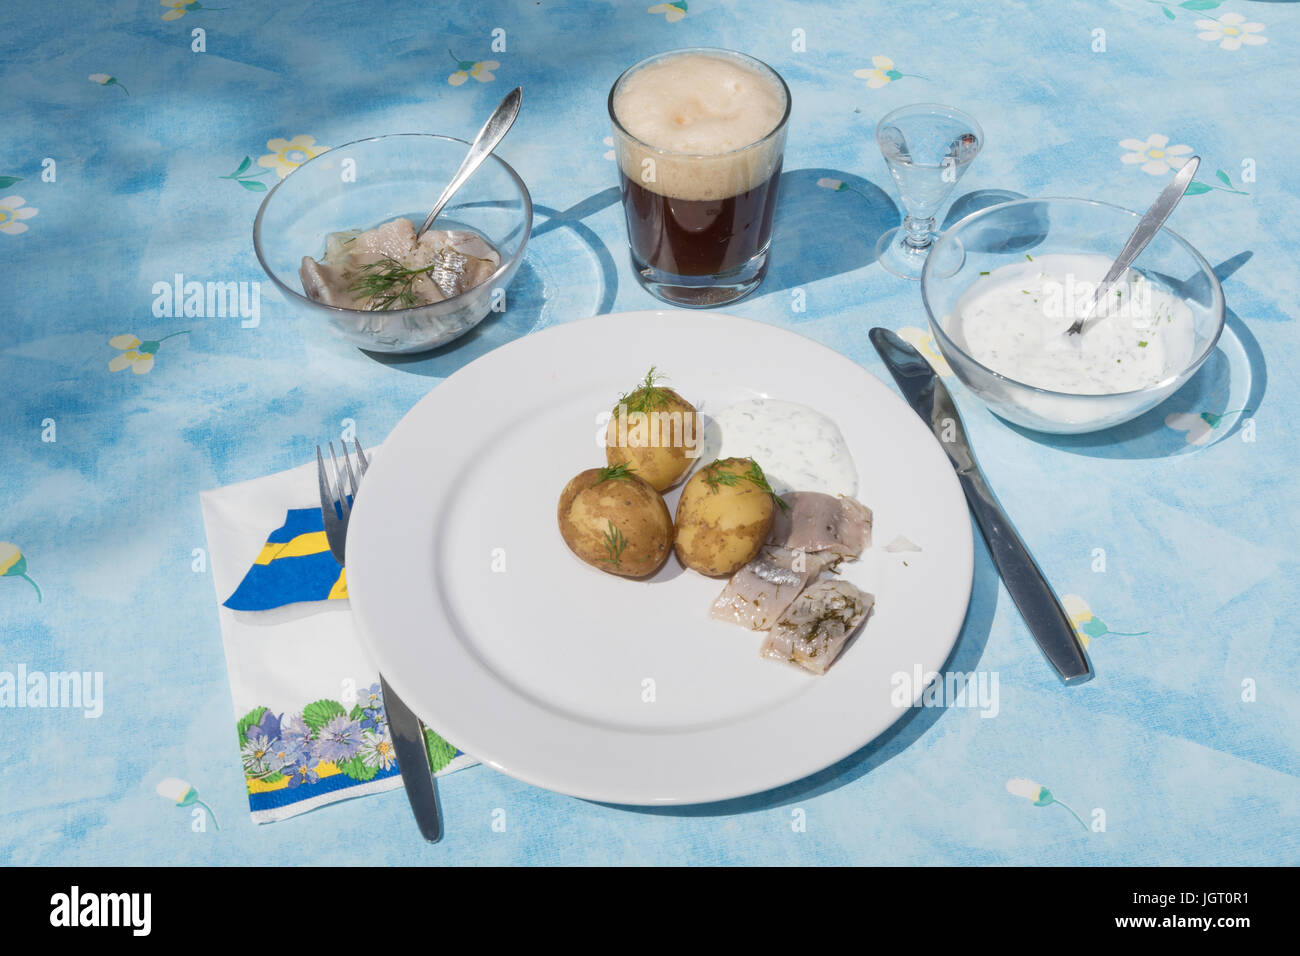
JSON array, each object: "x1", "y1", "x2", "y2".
[
  {"x1": 605, "y1": 369, "x2": 701, "y2": 492},
  {"x1": 557, "y1": 465, "x2": 674, "y2": 578},
  {"x1": 674, "y1": 457, "x2": 778, "y2": 577}
]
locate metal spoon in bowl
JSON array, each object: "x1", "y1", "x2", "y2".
[
  {"x1": 416, "y1": 86, "x2": 522, "y2": 239},
  {"x1": 1066, "y1": 155, "x2": 1200, "y2": 336}
]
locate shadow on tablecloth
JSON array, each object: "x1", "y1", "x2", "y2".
[{"x1": 761, "y1": 168, "x2": 897, "y2": 298}]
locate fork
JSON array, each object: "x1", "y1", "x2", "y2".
[
  {"x1": 316, "y1": 439, "x2": 444, "y2": 843},
  {"x1": 316, "y1": 440, "x2": 368, "y2": 566}
]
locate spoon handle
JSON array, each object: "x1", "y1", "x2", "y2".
[
  {"x1": 1069, "y1": 155, "x2": 1200, "y2": 334},
  {"x1": 417, "y1": 86, "x2": 523, "y2": 239}
]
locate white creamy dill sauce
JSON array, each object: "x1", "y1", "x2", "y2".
[
  {"x1": 695, "y1": 399, "x2": 857, "y2": 497},
  {"x1": 946, "y1": 253, "x2": 1197, "y2": 394}
]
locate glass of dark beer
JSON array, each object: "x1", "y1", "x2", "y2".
[{"x1": 608, "y1": 48, "x2": 791, "y2": 307}]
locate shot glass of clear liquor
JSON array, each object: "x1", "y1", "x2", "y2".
[{"x1": 875, "y1": 103, "x2": 983, "y2": 280}]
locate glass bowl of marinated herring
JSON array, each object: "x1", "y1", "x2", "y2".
[
  {"x1": 920, "y1": 197, "x2": 1225, "y2": 434},
  {"x1": 254, "y1": 133, "x2": 532, "y2": 354}
]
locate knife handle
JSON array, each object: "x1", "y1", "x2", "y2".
[
  {"x1": 957, "y1": 471, "x2": 1092, "y2": 683},
  {"x1": 380, "y1": 675, "x2": 444, "y2": 843}
]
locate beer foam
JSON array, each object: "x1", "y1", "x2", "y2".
[{"x1": 611, "y1": 51, "x2": 788, "y2": 201}]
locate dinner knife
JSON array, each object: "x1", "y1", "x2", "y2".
[
  {"x1": 869, "y1": 327, "x2": 1092, "y2": 683},
  {"x1": 380, "y1": 675, "x2": 444, "y2": 842}
]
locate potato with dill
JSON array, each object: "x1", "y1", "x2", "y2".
[
  {"x1": 557, "y1": 464, "x2": 675, "y2": 578},
  {"x1": 605, "y1": 368, "x2": 702, "y2": 492},
  {"x1": 674, "y1": 458, "x2": 786, "y2": 577}
]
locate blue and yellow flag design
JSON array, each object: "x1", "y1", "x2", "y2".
[{"x1": 224, "y1": 506, "x2": 348, "y2": 611}]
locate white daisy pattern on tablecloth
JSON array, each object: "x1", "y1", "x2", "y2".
[
  {"x1": 1165, "y1": 408, "x2": 1250, "y2": 445},
  {"x1": 257, "y1": 135, "x2": 330, "y2": 179},
  {"x1": 156, "y1": 777, "x2": 220, "y2": 829},
  {"x1": 648, "y1": 2, "x2": 687, "y2": 22},
  {"x1": 816, "y1": 177, "x2": 880, "y2": 204},
  {"x1": 1165, "y1": 412, "x2": 1214, "y2": 445},
  {"x1": 108, "y1": 331, "x2": 190, "y2": 375},
  {"x1": 0, "y1": 542, "x2": 42, "y2": 601},
  {"x1": 1062, "y1": 594, "x2": 1148, "y2": 648},
  {"x1": 1195, "y1": 13, "x2": 1266, "y2": 51},
  {"x1": 0, "y1": 195, "x2": 38, "y2": 235},
  {"x1": 448, "y1": 51, "x2": 499, "y2": 86},
  {"x1": 1119, "y1": 134, "x2": 1193, "y2": 175},
  {"x1": 854, "y1": 55, "x2": 927, "y2": 89},
  {"x1": 1006, "y1": 778, "x2": 1090, "y2": 832},
  {"x1": 89, "y1": 73, "x2": 128, "y2": 95}
]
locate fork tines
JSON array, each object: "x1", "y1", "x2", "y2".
[{"x1": 315, "y1": 438, "x2": 368, "y2": 566}]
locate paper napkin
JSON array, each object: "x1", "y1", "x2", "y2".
[{"x1": 199, "y1": 452, "x2": 477, "y2": 824}]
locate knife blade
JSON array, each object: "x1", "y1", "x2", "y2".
[
  {"x1": 869, "y1": 327, "x2": 1092, "y2": 684},
  {"x1": 380, "y1": 675, "x2": 443, "y2": 842}
]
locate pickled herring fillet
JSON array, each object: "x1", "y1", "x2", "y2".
[
  {"x1": 761, "y1": 580, "x2": 874, "y2": 675},
  {"x1": 768, "y1": 492, "x2": 873, "y2": 558},
  {"x1": 437, "y1": 230, "x2": 500, "y2": 291},
  {"x1": 299, "y1": 217, "x2": 499, "y2": 310},
  {"x1": 710, "y1": 546, "x2": 840, "y2": 631},
  {"x1": 339, "y1": 217, "x2": 422, "y2": 259}
]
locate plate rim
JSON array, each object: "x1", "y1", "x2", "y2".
[{"x1": 347, "y1": 309, "x2": 974, "y2": 805}]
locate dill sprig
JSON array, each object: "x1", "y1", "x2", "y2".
[
  {"x1": 348, "y1": 256, "x2": 436, "y2": 311},
  {"x1": 600, "y1": 521, "x2": 628, "y2": 568},
  {"x1": 594, "y1": 462, "x2": 637, "y2": 485},
  {"x1": 702, "y1": 459, "x2": 790, "y2": 511},
  {"x1": 614, "y1": 367, "x2": 668, "y2": 415}
]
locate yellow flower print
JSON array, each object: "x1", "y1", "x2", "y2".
[
  {"x1": 0, "y1": 195, "x2": 38, "y2": 235},
  {"x1": 1196, "y1": 13, "x2": 1266, "y2": 51},
  {"x1": 108, "y1": 331, "x2": 189, "y2": 375},
  {"x1": 0, "y1": 542, "x2": 41, "y2": 601},
  {"x1": 447, "y1": 50, "x2": 500, "y2": 86},
  {"x1": 1062, "y1": 594, "x2": 1147, "y2": 649},
  {"x1": 108, "y1": 335, "x2": 153, "y2": 375},
  {"x1": 1061, "y1": 595, "x2": 1095, "y2": 647},
  {"x1": 854, "y1": 56, "x2": 927, "y2": 90},
  {"x1": 257, "y1": 135, "x2": 330, "y2": 179},
  {"x1": 161, "y1": 0, "x2": 197, "y2": 20},
  {"x1": 897, "y1": 326, "x2": 953, "y2": 376},
  {"x1": 648, "y1": 1, "x2": 688, "y2": 22}
]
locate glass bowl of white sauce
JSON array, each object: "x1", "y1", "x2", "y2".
[
  {"x1": 254, "y1": 134, "x2": 531, "y2": 354},
  {"x1": 920, "y1": 197, "x2": 1224, "y2": 434}
]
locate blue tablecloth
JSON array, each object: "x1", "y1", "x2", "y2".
[{"x1": 2, "y1": 0, "x2": 1297, "y2": 865}]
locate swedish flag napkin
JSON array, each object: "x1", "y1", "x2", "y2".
[
  {"x1": 223, "y1": 505, "x2": 349, "y2": 610},
  {"x1": 199, "y1": 452, "x2": 477, "y2": 824}
]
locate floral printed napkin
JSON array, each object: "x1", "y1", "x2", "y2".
[{"x1": 199, "y1": 453, "x2": 476, "y2": 824}]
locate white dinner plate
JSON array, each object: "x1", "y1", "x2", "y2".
[{"x1": 347, "y1": 310, "x2": 973, "y2": 805}]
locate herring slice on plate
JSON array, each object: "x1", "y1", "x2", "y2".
[{"x1": 345, "y1": 310, "x2": 973, "y2": 805}]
